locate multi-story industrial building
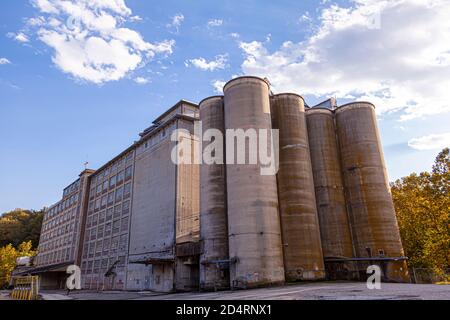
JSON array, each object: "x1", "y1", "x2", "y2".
[{"x1": 29, "y1": 76, "x2": 409, "y2": 292}]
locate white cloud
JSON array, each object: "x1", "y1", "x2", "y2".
[
  {"x1": 0, "y1": 58, "x2": 11, "y2": 65},
  {"x1": 211, "y1": 80, "x2": 226, "y2": 94},
  {"x1": 27, "y1": 0, "x2": 175, "y2": 84},
  {"x1": 408, "y1": 133, "x2": 450, "y2": 151},
  {"x1": 134, "y1": 76, "x2": 149, "y2": 84},
  {"x1": 167, "y1": 13, "x2": 184, "y2": 33},
  {"x1": 15, "y1": 32, "x2": 30, "y2": 43},
  {"x1": 229, "y1": 32, "x2": 240, "y2": 39},
  {"x1": 238, "y1": 0, "x2": 450, "y2": 120},
  {"x1": 207, "y1": 19, "x2": 223, "y2": 27},
  {"x1": 7, "y1": 32, "x2": 30, "y2": 43},
  {"x1": 187, "y1": 54, "x2": 228, "y2": 71}
]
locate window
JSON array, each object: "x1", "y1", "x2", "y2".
[
  {"x1": 121, "y1": 217, "x2": 129, "y2": 233},
  {"x1": 103, "y1": 180, "x2": 109, "y2": 193},
  {"x1": 90, "y1": 228, "x2": 97, "y2": 241},
  {"x1": 111, "y1": 236, "x2": 119, "y2": 253},
  {"x1": 92, "y1": 213, "x2": 98, "y2": 226},
  {"x1": 82, "y1": 244, "x2": 88, "y2": 259},
  {"x1": 114, "y1": 205, "x2": 122, "y2": 219},
  {"x1": 126, "y1": 152, "x2": 133, "y2": 163},
  {"x1": 119, "y1": 234, "x2": 127, "y2": 252},
  {"x1": 117, "y1": 171, "x2": 124, "y2": 184},
  {"x1": 122, "y1": 201, "x2": 130, "y2": 215},
  {"x1": 87, "y1": 261, "x2": 93, "y2": 274},
  {"x1": 106, "y1": 208, "x2": 113, "y2": 221},
  {"x1": 105, "y1": 222, "x2": 112, "y2": 237},
  {"x1": 109, "y1": 175, "x2": 117, "y2": 188},
  {"x1": 103, "y1": 239, "x2": 110, "y2": 254},
  {"x1": 101, "y1": 259, "x2": 108, "y2": 271},
  {"x1": 99, "y1": 211, "x2": 105, "y2": 224},
  {"x1": 88, "y1": 201, "x2": 94, "y2": 213},
  {"x1": 96, "y1": 240, "x2": 102, "y2": 254},
  {"x1": 94, "y1": 260, "x2": 100, "y2": 274},
  {"x1": 88, "y1": 245, "x2": 95, "y2": 258},
  {"x1": 107, "y1": 192, "x2": 114, "y2": 206},
  {"x1": 115, "y1": 187, "x2": 123, "y2": 202},
  {"x1": 96, "y1": 184, "x2": 102, "y2": 196},
  {"x1": 101, "y1": 195, "x2": 107, "y2": 208},
  {"x1": 123, "y1": 183, "x2": 131, "y2": 199},
  {"x1": 125, "y1": 166, "x2": 133, "y2": 180},
  {"x1": 113, "y1": 220, "x2": 120, "y2": 235},
  {"x1": 97, "y1": 225, "x2": 104, "y2": 238},
  {"x1": 94, "y1": 199, "x2": 100, "y2": 212}
]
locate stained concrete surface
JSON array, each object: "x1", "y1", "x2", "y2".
[{"x1": 18, "y1": 282, "x2": 450, "y2": 300}]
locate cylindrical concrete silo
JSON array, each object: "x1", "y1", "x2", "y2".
[
  {"x1": 199, "y1": 96, "x2": 230, "y2": 291},
  {"x1": 306, "y1": 108, "x2": 355, "y2": 280},
  {"x1": 335, "y1": 102, "x2": 410, "y2": 282},
  {"x1": 271, "y1": 94, "x2": 325, "y2": 281},
  {"x1": 223, "y1": 76, "x2": 285, "y2": 289}
]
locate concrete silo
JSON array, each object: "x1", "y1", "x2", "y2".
[
  {"x1": 223, "y1": 76, "x2": 285, "y2": 288},
  {"x1": 199, "y1": 96, "x2": 230, "y2": 291},
  {"x1": 306, "y1": 107, "x2": 355, "y2": 280},
  {"x1": 335, "y1": 102, "x2": 410, "y2": 283},
  {"x1": 271, "y1": 94, "x2": 325, "y2": 281}
]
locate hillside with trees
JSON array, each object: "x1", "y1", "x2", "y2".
[
  {"x1": 392, "y1": 148, "x2": 450, "y2": 278},
  {"x1": 0, "y1": 209, "x2": 44, "y2": 249}
]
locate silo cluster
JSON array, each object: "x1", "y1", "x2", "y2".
[{"x1": 199, "y1": 76, "x2": 409, "y2": 290}]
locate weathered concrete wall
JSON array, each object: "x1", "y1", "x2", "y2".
[
  {"x1": 224, "y1": 76, "x2": 285, "y2": 289},
  {"x1": 271, "y1": 94, "x2": 325, "y2": 281},
  {"x1": 174, "y1": 118, "x2": 200, "y2": 291},
  {"x1": 128, "y1": 127, "x2": 177, "y2": 291},
  {"x1": 306, "y1": 108, "x2": 356, "y2": 279},
  {"x1": 199, "y1": 96, "x2": 230, "y2": 291},
  {"x1": 335, "y1": 102, "x2": 410, "y2": 283}
]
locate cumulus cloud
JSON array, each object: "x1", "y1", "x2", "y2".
[
  {"x1": 211, "y1": 80, "x2": 226, "y2": 93},
  {"x1": 27, "y1": 0, "x2": 175, "y2": 84},
  {"x1": 167, "y1": 13, "x2": 184, "y2": 33},
  {"x1": 238, "y1": 0, "x2": 450, "y2": 120},
  {"x1": 408, "y1": 133, "x2": 450, "y2": 151},
  {"x1": 14, "y1": 32, "x2": 30, "y2": 43},
  {"x1": 186, "y1": 54, "x2": 228, "y2": 71},
  {"x1": 0, "y1": 58, "x2": 11, "y2": 65},
  {"x1": 207, "y1": 19, "x2": 223, "y2": 27},
  {"x1": 134, "y1": 76, "x2": 149, "y2": 84}
]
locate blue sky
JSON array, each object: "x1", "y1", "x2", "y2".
[{"x1": 1, "y1": 0, "x2": 449, "y2": 213}]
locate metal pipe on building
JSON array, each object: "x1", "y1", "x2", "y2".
[
  {"x1": 271, "y1": 94, "x2": 325, "y2": 281},
  {"x1": 199, "y1": 96, "x2": 230, "y2": 291},
  {"x1": 335, "y1": 102, "x2": 410, "y2": 283},
  {"x1": 306, "y1": 108, "x2": 356, "y2": 280},
  {"x1": 223, "y1": 76, "x2": 285, "y2": 289}
]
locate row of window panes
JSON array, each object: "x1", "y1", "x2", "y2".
[
  {"x1": 83, "y1": 215, "x2": 129, "y2": 248},
  {"x1": 81, "y1": 255, "x2": 126, "y2": 275},
  {"x1": 82, "y1": 233, "x2": 128, "y2": 260},
  {"x1": 90, "y1": 167, "x2": 133, "y2": 199},
  {"x1": 90, "y1": 153, "x2": 134, "y2": 187},
  {"x1": 88, "y1": 183, "x2": 131, "y2": 214},
  {"x1": 40, "y1": 222, "x2": 76, "y2": 243},
  {"x1": 39, "y1": 235, "x2": 74, "y2": 251},
  {"x1": 63, "y1": 180, "x2": 80, "y2": 197},
  {"x1": 43, "y1": 208, "x2": 77, "y2": 231},
  {"x1": 39, "y1": 247, "x2": 73, "y2": 265}
]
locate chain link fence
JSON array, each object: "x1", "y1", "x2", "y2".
[{"x1": 409, "y1": 268, "x2": 450, "y2": 284}]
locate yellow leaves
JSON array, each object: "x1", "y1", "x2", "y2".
[
  {"x1": 0, "y1": 241, "x2": 36, "y2": 288},
  {"x1": 392, "y1": 148, "x2": 450, "y2": 274}
]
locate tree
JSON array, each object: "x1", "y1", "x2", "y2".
[
  {"x1": 0, "y1": 241, "x2": 36, "y2": 288},
  {"x1": 391, "y1": 148, "x2": 450, "y2": 276},
  {"x1": 0, "y1": 209, "x2": 44, "y2": 248}
]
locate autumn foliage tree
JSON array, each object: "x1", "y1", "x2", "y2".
[
  {"x1": 391, "y1": 148, "x2": 450, "y2": 275},
  {"x1": 0, "y1": 241, "x2": 36, "y2": 288}
]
